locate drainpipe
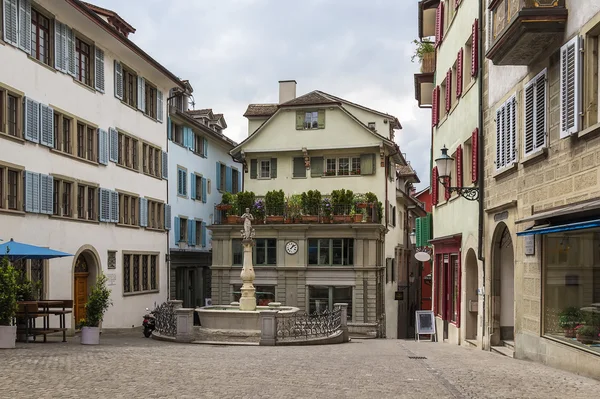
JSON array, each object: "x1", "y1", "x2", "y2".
[{"x1": 476, "y1": 1, "x2": 486, "y2": 349}]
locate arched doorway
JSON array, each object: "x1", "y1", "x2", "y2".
[
  {"x1": 491, "y1": 223, "x2": 515, "y2": 346},
  {"x1": 73, "y1": 250, "x2": 98, "y2": 326},
  {"x1": 465, "y1": 249, "x2": 478, "y2": 341}
]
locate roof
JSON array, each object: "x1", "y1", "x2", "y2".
[
  {"x1": 243, "y1": 104, "x2": 278, "y2": 117},
  {"x1": 415, "y1": 186, "x2": 431, "y2": 198},
  {"x1": 81, "y1": 2, "x2": 136, "y2": 35},
  {"x1": 397, "y1": 164, "x2": 420, "y2": 183},
  {"x1": 173, "y1": 109, "x2": 238, "y2": 149},
  {"x1": 280, "y1": 91, "x2": 340, "y2": 107},
  {"x1": 70, "y1": 0, "x2": 184, "y2": 89},
  {"x1": 315, "y1": 91, "x2": 402, "y2": 129}
]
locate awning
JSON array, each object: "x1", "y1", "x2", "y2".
[
  {"x1": 517, "y1": 219, "x2": 600, "y2": 236},
  {"x1": 516, "y1": 199, "x2": 600, "y2": 224}
]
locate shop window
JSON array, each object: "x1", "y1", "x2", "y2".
[{"x1": 308, "y1": 286, "x2": 352, "y2": 321}]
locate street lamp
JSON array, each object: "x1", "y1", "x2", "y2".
[
  {"x1": 434, "y1": 145, "x2": 480, "y2": 201},
  {"x1": 409, "y1": 229, "x2": 416, "y2": 246}
]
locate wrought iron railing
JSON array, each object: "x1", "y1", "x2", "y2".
[
  {"x1": 276, "y1": 308, "x2": 342, "y2": 341},
  {"x1": 153, "y1": 301, "x2": 177, "y2": 337}
]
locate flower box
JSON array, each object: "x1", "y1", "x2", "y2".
[
  {"x1": 356, "y1": 203, "x2": 368, "y2": 209},
  {"x1": 216, "y1": 204, "x2": 232, "y2": 211},
  {"x1": 226, "y1": 215, "x2": 241, "y2": 224},
  {"x1": 266, "y1": 216, "x2": 284, "y2": 224},
  {"x1": 333, "y1": 215, "x2": 352, "y2": 223},
  {"x1": 302, "y1": 215, "x2": 319, "y2": 223},
  {"x1": 353, "y1": 214, "x2": 363, "y2": 223}
]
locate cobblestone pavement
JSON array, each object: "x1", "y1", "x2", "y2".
[{"x1": 1, "y1": 331, "x2": 599, "y2": 399}]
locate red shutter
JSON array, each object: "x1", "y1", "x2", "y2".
[
  {"x1": 444, "y1": 177, "x2": 451, "y2": 201},
  {"x1": 432, "y1": 167, "x2": 439, "y2": 205},
  {"x1": 456, "y1": 48, "x2": 463, "y2": 98},
  {"x1": 435, "y1": 3, "x2": 441, "y2": 46},
  {"x1": 472, "y1": 128, "x2": 478, "y2": 183},
  {"x1": 432, "y1": 86, "x2": 438, "y2": 127},
  {"x1": 446, "y1": 69, "x2": 452, "y2": 112},
  {"x1": 456, "y1": 144, "x2": 463, "y2": 188},
  {"x1": 472, "y1": 19, "x2": 479, "y2": 77},
  {"x1": 440, "y1": 2, "x2": 445, "y2": 43}
]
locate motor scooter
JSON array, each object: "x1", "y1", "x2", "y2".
[{"x1": 142, "y1": 308, "x2": 156, "y2": 338}]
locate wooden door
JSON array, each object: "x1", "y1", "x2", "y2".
[{"x1": 74, "y1": 273, "x2": 89, "y2": 325}]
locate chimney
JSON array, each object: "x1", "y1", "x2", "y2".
[{"x1": 279, "y1": 80, "x2": 297, "y2": 104}]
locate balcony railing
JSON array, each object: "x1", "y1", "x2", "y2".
[{"x1": 487, "y1": 0, "x2": 567, "y2": 66}]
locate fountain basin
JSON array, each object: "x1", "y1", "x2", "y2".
[{"x1": 196, "y1": 304, "x2": 300, "y2": 332}]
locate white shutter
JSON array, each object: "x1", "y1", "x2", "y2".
[
  {"x1": 524, "y1": 80, "x2": 535, "y2": 155},
  {"x1": 161, "y1": 151, "x2": 168, "y2": 180},
  {"x1": 17, "y1": 0, "x2": 31, "y2": 54},
  {"x1": 3, "y1": 0, "x2": 18, "y2": 46},
  {"x1": 109, "y1": 127, "x2": 118, "y2": 162},
  {"x1": 40, "y1": 174, "x2": 53, "y2": 215},
  {"x1": 94, "y1": 47, "x2": 105, "y2": 93},
  {"x1": 139, "y1": 198, "x2": 148, "y2": 227},
  {"x1": 110, "y1": 190, "x2": 119, "y2": 223},
  {"x1": 137, "y1": 76, "x2": 145, "y2": 111},
  {"x1": 114, "y1": 60, "x2": 123, "y2": 100},
  {"x1": 99, "y1": 188, "x2": 110, "y2": 222},
  {"x1": 66, "y1": 26, "x2": 76, "y2": 77},
  {"x1": 157, "y1": 90, "x2": 164, "y2": 122},
  {"x1": 495, "y1": 108, "x2": 503, "y2": 170},
  {"x1": 54, "y1": 21, "x2": 65, "y2": 72},
  {"x1": 524, "y1": 69, "x2": 547, "y2": 156},
  {"x1": 24, "y1": 171, "x2": 40, "y2": 213},
  {"x1": 39, "y1": 104, "x2": 54, "y2": 148},
  {"x1": 164, "y1": 204, "x2": 172, "y2": 230},
  {"x1": 24, "y1": 97, "x2": 40, "y2": 143},
  {"x1": 560, "y1": 36, "x2": 582, "y2": 138},
  {"x1": 98, "y1": 128, "x2": 109, "y2": 165}
]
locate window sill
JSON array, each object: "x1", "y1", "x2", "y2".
[
  {"x1": 578, "y1": 122, "x2": 600, "y2": 139},
  {"x1": 50, "y1": 148, "x2": 99, "y2": 166},
  {"x1": 437, "y1": 114, "x2": 449, "y2": 128},
  {"x1": 493, "y1": 162, "x2": 518, "y2": 179},
  {"x1": 49, "y1": 214, "x2": 77, "y2": 221},
  {"x1": 462, "y1": 78, "x2": 477, "y2": 98},
  {"x1": 0, "y1": 208, "x2": 25, "y2": 216},
  {"x1": 292, "y1": 176, "x2": 308, "y2": 179},
  {"x1": 177, "y1": 194, "x2": 188, "y2": 199},
  {"x1": 142, "y1": 172, "x2": 162, "y2": 181},
  {"x1": 117, "y1": 223, "x2": 140, "y2": 229},
  {"x1": 521, "y1": 147, "x2": 548, "y2": 166},
  {"x1": 322, "y1": 174, "x2": 362, "y2": 178},
  {"x1": 72, "y1": 78, "x2": 96, "y2": 94},
  {"x1": 121, "y1": 100, "x2": 140, "y2": 113},
  {"x1": 0, "y1": 131, "x2": 25, "y2": 144},
  {"x1": 116, "y1": 163, "x2": 140, "y2": 173},
  {"x1": 193, "y1": 151, "x2": 207, "y2": 158},
  {"x1": 145, "y1": 227, "x2": 166, "y2": 232},
  {"x1": 143, "y1": 113, "x2": 159, "y2": 123},
  {"x1": 123, "y1": 290, "x2": 160, "y2": 297},
  {"x1": 27, "y1": 55, "x2": 56, "y2": 74}
]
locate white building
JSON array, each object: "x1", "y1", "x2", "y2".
[
  {"x1": 0, "y1": 0, "x2": 181, "y2": 329},
  {"x1": 166, "y1": 85, "x2": 240, "y2": 311}
]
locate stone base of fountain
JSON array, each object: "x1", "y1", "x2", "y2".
[{"x1": 196, "y1": 302, "x2": 299, "y2": 333}]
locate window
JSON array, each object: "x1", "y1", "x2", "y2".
[
  {"x1": 51, "y1": 177, "x2": 74, "y2": 217},
  {"x1": 436, "y1": 255, "x2": 443, "y2": 316},
  {"x1": 293, "y1": 157, "x2": 306, "y2": 178},
  {"x1": 308, "y1": 239, "x2": 354, "y2": 266},
  {"x1": 173, "y1": 123, "x2": 184, "y2": 146},
  {"x1": 207, "y1": 179, "x2": 211, "y2": 195},
  {"x1": 75, "y1": 37, "x2": 92, "y2": 86},
  {"x1": 195, "y1": 220, "x2": 203, "y2": 247},
  {"x1": 147, "y1": 200, "x2": 165, "y2": 229},
  {"x1": 0, "y1": 89, "x2": 21, "y2": 138},
  {"x1": 142, "y1": 143, "x2": 162, "y2": 179},
  {"x1": 122, "y1": 65, "x2": 137, "y2": 108},
  {"x1": 195, "y1": 174, "x2": 203, "y2": 200},
  {"x1": 304, "y1": 111, "x2": 318, "y2": 129},
  {"x1": 12, "y1": 259, "x2": 46, "y2": 300},
  {"x1": 52, "y1": 113, "x2": 73, "y2": 154},
  {"x1": 193, "y1": 133, "x2": 207, "y2": 157},
  {"x1": 543, "y1": 230, "x2": 600, "y2": 355},
  {"x1": 308, "y1": 286, "x2": 352, "y2": 320},
  {"x1": 179, "y1": 217, "x2": 188, "y2": 242},
  {"x1": 232, "y1": 169, "x2": 240, "y2": 194},
  {"x1": 296, "y1": 110, "x2": 325, "y2": 130},
  {"x1": 583, "y1": 26, "x2": 600, "y2": 131},
  {"x1": 495, "y1": 96, "x2": 517, "y2": 170},
  {"x1": 465, "y1": 36, "x2": 474, "y2": 88},
  {"x1": 367, "y1": 122, "x2": 376, "y2": 130},
  {"x1": 30, "y1": 9, "x2": 50, "y2": 65},
  {"x1": 123, "y1": 253, "x2": 159, "y2": 294},
  {"x1": 440, "y1": 78, "x2": 448, "y2": 120},
  {"x1": 451, "y1": 60, "x2": 458, "y2": 107},
  {"x1": 117, "y1": 131, "x2": 139, "y2": 170},
  {"x1": 232, "y1": 238, "x2": 276, "y2": 266},
  {"x1": 0, "y1": 166, "x2": 22, "y2": 211},
  {"x1": 324, "y1": 157, "x2": 361, "y2": 176},
  {"x1": 524, "y1": 69, "x2": 547, "y2": 156},
  {"x1": 259, "y1": 159, "x2": 270, "y2": 179},
  {"x1": 144, "y1": 82, "x2": 157, "y2": 119},
  {"x1": 450, "y1": 254, "x2": 459, "y2": 323},
  {"x1": 177, "y1": 167, "x2": 187, "y2": 196},
  {"x1": 118, "y1": 193, "x2": 139, "y2": 226},
  {"x1": 76, "y1": 183, "x2": 97, "y2": 220},
  {"x1": 75, "y1": 122, "x2": 96, "y2": 161}
]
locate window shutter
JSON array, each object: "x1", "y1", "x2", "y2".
[
  {"x1": 311, "y1": 156, "x2": 324, "y2": 177},
  {"x1": 202, "y1": 177, "x2": 207, "y2": 203},
  {"x1": 509, "y1": 97, "x2": 517, "y2": 164},
  {"x1": 3, "y1": 0, "x2": 18, "y2": 46},
  {"x1": 270, "y1": 158, "x2": 277, "y2": 178},
  {"x1": 293, "y1": 157, "x2": 306, "y2": 178},
  {"x1": 456, "y1": 145, "x2": 463, "y2": 188},
  {"x1": 137, "y1": 77, "x2": 145, "y2": 111},
  {"x1": 226, "y1": 166, "x2": 233, "y2": 192},
  {"x1": 174, "y1": 217, "x2": 180, "y2": 240},
  {"x1": 472, "y1": 128, "x2": 478, "y2": 183},
  {"x1": 110, "y1": 190, "x2": 119, "y2": 223},
  {"x1": 164, "y1": 205, "x2": 172, "y2": 230},
  {"x1": 188, "y1": 219, "x2": 194, "y2": 246},
  {"x1": 114, "y1": 60, "x2": 123, "y2": 100},
  {"x1": 39, "y1": 104, "x2": 54, "y2": 148},
  {"x1": 203, "y1": 138, "x2": 208, "y2": 157},
  {"x1": 99, "y1": 188, "x2": 110, "y2": 222},
  {"x1": 17, "y1": 0, "x2": 31, "y2": 53},
  {"x1": 560, "y1": 36, "x2": 582, "y2": 138},
  {"x1": 40, "y1": 174, "x2": 53, "y2": 215},
  {"x1": 162, "y1": 151, "x2": 168, "y2": 180},
  {"x1": 317, "y1": 110, "x2": 326, "y2": 129},
  {"x1": 456, "y1": 48, "x2": 463, "y2": 98},
  {"x1": 139, "y1": 198, "x2": 148, "y2": 227},
  {"x1": 66, "y1": 26, "x2": 76, "y2": 77},
  {"x1": 157, "y1": 90, "x2": 164, "y2": 122},
  {"x1": 201, "y1": 222, "x2": 207, "y2": 247},
  {"x1": 216, "y1": 162, "x2": 222, "y2": 189},
  {"x1": 98, "y1": 128, "x2": 108, "y2": 165},
  {"x1": 435, "y1": 2, "x2": 443, "y2": 47},
  {"x1": 432, "y1": 167, "x2": 439, "y2": 205},
  {"x1": 250, "y1": 159, "x2": 257, "y2": 179},
  {"x1": 423, "y1": 213, "x2": 432, "y2": 246},
  {"x1": 54, "y1": 21, "x2": 65, "y2": 72},
  {"x1": 24, "y1": 171, "x2": 40, "y2": 213},
  {"x1": 415, "y1": 217, "x2": 423, "y2": 247},
  {"x1": 94, "y1": 47, "x2": 105, "y2": 93},
  {"x1": 472, "y1": 19, "x2": 479, "y2": 77},
  {"x1": 191, "y1": 173, "x2": 197, "y2": 200},
  {"x1": 238, "y1": 170, "x2": 242, "y2": 193},
  {"x1": 295, "y1": 111, "x2": 304, "y2": 130},
  {"x1": 24, "y1": 97, "x2": 40, "y2": 143},
  {"x1": 359, "y1": 154, "x2": 375, "y2": 175},
  {"x1": 496, "y1": 107, "x2": 504, "y2": 169},
  {"x1": 432, "y1": 86, "x2": 440, "y2": 127},
  {"x1": 445, "y1": 69, "x2": 452, "y2": 112},
  {"x1": 167, "y1": 117, "x2": 172, "y2": 140},
  {"x1": 108, "y1": 127, "x2": 118, "y2": 162},
  {"x1": 535, "y1": 71, "x2": 547, "y2": 151}
]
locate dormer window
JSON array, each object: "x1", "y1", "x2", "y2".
[
  {"x1": 296, "y1": 110, "x2": 325, "y2": 130},
  {"x1": 304, "y1": 111, "x2": 318, "y2": 129}
]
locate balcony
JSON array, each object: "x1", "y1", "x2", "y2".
[
  {"x1": 414, "y1": 52, "x2": 435, "y2": 108},
  {"x1": 418, "y1": 0, "x2": 440, "y2": 40},
  {"x1": 486, "y1": 0, "x2": 568, "y2": 66}
]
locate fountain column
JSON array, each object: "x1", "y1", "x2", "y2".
[{"x1": 239, "y1": 238, "x2": 256, "y2": 311}]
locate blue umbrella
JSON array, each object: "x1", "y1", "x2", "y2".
[{"x1": 0, "y1": 238, "x2": 73, "y2": 261}]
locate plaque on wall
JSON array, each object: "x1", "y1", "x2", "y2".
[{"x1": 524, "y1": 235, "x2": 535, "y2": 256}]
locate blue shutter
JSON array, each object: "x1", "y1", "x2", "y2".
[
  {"x1": 164, "y1": 205, "x2": 172, "y2": 230},
  {"x1": 137, "y1": 76, "x2": 145, "y2": 111},
  {"x1": 201, "y1": 222, "x2": 207, "y2": 247},
  {"x1": 167, "y1": 117, "x2": 172, "y2": 140},
  {"x1": 202, "y1": 177, "x2": 207, "y2": 203},
  {"x1": 191, "y1": 173, "x2": 196, "y2": 200},
  {"x1": 114, "y1": 60, "x2": 123, "y2": 99},
  {"x1": 139, "y1": 198, "x2": 148, "y2": 227},
  {"x1": 39, "y1": 104, "x2": 54, "y2": 148},
  {"x1": 183, "y1": 170, "x2": 187, "y2": 196},
  {"x1": 40, "y1": 174, "x2": 53, "y2": 215},
  {"x1": 238, "y1": 171, "x2": 243, "y2": 193},
  {"x1": 174, "y1": 217, "x2": 180, "y2": 241},
  {"x1": 98, "y1": 128, "x2": 108, "y2": 165},
  {"x1": 94, "y1": 47, "x2": 105, "y2": 93},
  {"x1": 216, "y1": 162, "x2": 221, "y2": 191},
  {"x1": 203, "y1": 138, "x2": 208, "y2": 157},
  {"x1": 225, "y1": 166, "x2": 232, "y2": 193},
  {"x1": 3, "y1": 0, "x2": 18, "y2": 47},
  {"x1": 24, "y1": 171, "x2": 40, "y2": 213},
  {"x1": 177, "y1": 169, "x2": 183, "y2": 196},
  {"x1": 66, "y1": 26, "x2": 76, "y2": 77},
  {"x1": 18, "y1": 0, "x2": 32, "y2": 54},
  {"x1": 188, "y1": 219, "x2": 194, "y2": 246},
  {"x1": 109, "y1": 127, "x2": 118, "y2": 162},
  {"x1": 24, "y1": 97, "x2": 40, "y2": 143},
  {"x1": 161, "y1": 151, "x2": 168, "y2": 180}
]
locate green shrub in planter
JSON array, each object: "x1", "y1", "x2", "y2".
[
  {"x1": 237, "y1": 191, "x2": 256, "y2": 214},
  {"x1": 81, "y1": 274, "x2": 112, "y2": 328},
  {"x1": 265, "y1": 190, "x2": 285, "y2": 216},
  {"x1": 0, "y1": 257, "x2": 18, "y2": 326}
]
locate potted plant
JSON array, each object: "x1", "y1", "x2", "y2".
[
  {"x1": 322, "y1": 197, "x2": 332, "y2": 223},
  {"x1": 236, "y1": 191, "x2": 256, "y2": 217},
  {"x1": 265, "y1": 190, "x2": 285, "y2": 223},
  {"x1": 575, "y1": 324, "x2": 599, "y2": 345},
  {"x1": 252, "y1": 199, "x2": 265, "y2": 222},
  {"x1": 216, "y1": 192, "x2": 234, "y2": 211},
  {"x1": 0, "y1": 256, "x2": 18, "y2": 349},
  {"x1": 331, "y1": 189, "x2": 354, "y2": 223},
  {"x1": 286, "y1": 194, "x2": 302, "y2": 223},
  {"x1": 79, "y1": 274, "x2": 112, "y2": 345},
  {"x1": 225, "y1": 194, "x2": 241, "y2": 224},
  {"x1": 301, "y1": 190, "x2": 321, "y2": 222},
  {"x1": 558, "y1": 307, "x2": 582, "y2": 338},
  {"x1": 354, "y1": 193, "x2": 368, "y2": 209},
  {"x1": 350, "y1": 208, "x2": 363, "y2": 223},
  {"x1": 411, "y1": 39, "x2": 435, "y2": 73}
]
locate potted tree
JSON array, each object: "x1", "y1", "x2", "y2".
[
  {"x1": 411, "y1": 39, "x2": 435, "y2": 73},
  {"x1": 265, "y1": 190, "x2": 285, "y2": 223},
  {"x1": 79, "y1": 274, "x2": 112, "y2": 345},
  {"x1": 0, "y1": 256, "x2": 18, "y2": 349},
  {"x1": 331, "y1": 189, "x2": 354, "y2": 223},
  {"x1": 286, "y1": 194, "x2": 302, "y2": 223},
  {"x1": 236, "y1": 191, "x2": 256, "y2": 218},
  {"x1": 301, "y1": 190, "x2": 321, "y2": 223},
  {"x1": 558, "y1": 307, "x2": 582, "y2": 338},
  {"x1": 226, "y1": 195, "x2": 241, "y2": 224}
]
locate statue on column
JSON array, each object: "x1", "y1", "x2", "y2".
[{"x1": 240, "y1": 208, "x2": 255, "y2": 240}]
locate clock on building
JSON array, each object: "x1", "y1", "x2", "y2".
[{"x1": 285, "y1": 241, "x2": 298, "y2": 255}]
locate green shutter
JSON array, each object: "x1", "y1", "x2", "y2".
[
  {"x1": 296, "y1": 111, "x2": 304, "y2": 130},
  {"x1": 360, "y1": 154, "x2": 375, "y2": 175},
  {"x1": 250, "y1": 159, "x2": 257, "y2": 179},
  {"x1": 293, "y1": 157, "x2": 306, "y2": 178},
  {"x1": 271, "y1": 158, "x2": 277, "y2": 178},
  {"x1": 317, "y1": 110, "x2": 325, "y2": 128},
  {"x1": 415, "y1": 218, "x2": 423, "y2": 248},
  {"x1": 310, "y1": 157, "x2": 324, "y2": 177},
  {"x1": 424, "y1": 213, "x2": 432, "y2": 246}
]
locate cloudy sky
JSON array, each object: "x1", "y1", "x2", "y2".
[{"x1": 95, "y1": 0, "x2": 431, "y2": 190}]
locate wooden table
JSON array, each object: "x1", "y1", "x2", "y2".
[{"x1": 15, "y1": 300, "x2": 72, "y2": 343}]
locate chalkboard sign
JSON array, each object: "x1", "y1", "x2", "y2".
[{"x1": 415, "y1": 310, "x2": 437, "y2": 341}]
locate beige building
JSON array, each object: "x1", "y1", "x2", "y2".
[
  {"x1": 482, "y1": 0, "x2": 600, "y2": 378},
  {"x1": 209, "y1": 81, "x2": 419, "y2": 338}
]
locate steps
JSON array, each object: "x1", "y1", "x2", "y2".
[{"x1": 491, "y1": 340, "x2": 514, "y2": 358}]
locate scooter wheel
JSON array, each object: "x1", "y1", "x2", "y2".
[{"x1": 143, "y1": 330, "x2": 152, "y2": 338}]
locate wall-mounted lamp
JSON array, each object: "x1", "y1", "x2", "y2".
[{"x1": 435, "y1": 145, "x2": 480, "y2": 201}]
